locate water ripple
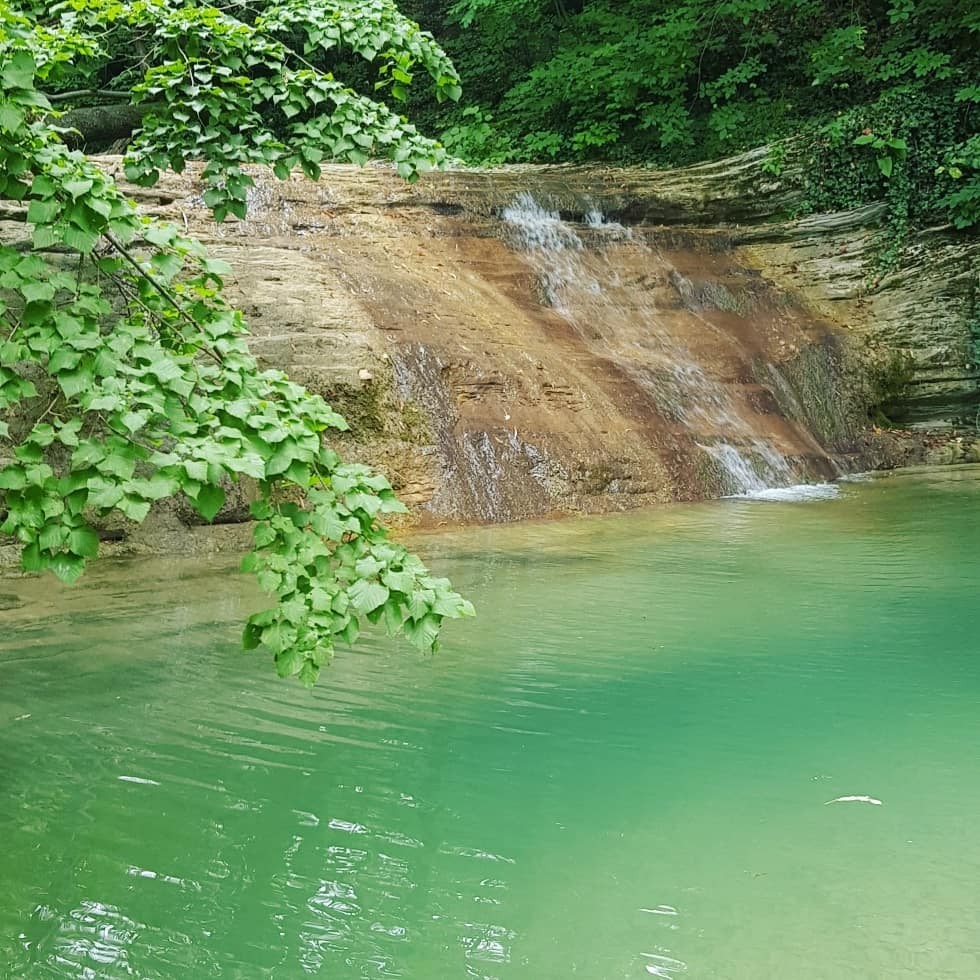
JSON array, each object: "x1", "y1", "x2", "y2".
[{"x1": 2, "y1": 467, "x2": 980, "y2": 977}]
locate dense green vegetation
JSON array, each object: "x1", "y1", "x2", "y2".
[
  {"x1": 0, "y1": 0, "x2": 472, "y2": 684},
  {"x1": 405, "y1": 0, "x2": 979, "y2": 233}
]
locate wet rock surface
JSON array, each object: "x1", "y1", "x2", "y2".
[{"x1": 3, "y1": 151, "x2": 977, "y2": 556}]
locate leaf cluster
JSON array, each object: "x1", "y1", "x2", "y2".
[
  {"x1": 39, "y1": 0, "x2": 460, "y2": 216},
  {"x1": 0, "y1": 3, "x2": 473, "y2": 684}
]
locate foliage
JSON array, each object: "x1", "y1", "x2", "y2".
[
  {"x1": 407, "y1": 0, "x2": 980, "y2": 234},
  {"x1": 439, "y1": 105, "x2": 514, "y2": 164},
  {"x1": 0, "y1": 0, "x2": 473, "y2": 685},
  {"x1": 45, "y1": 0, "x2": 460, "y2": 215},
  {"x1": 800, "y1": 86, "x2": 972, "y2": 270},
  {"x1": 853, "y1": 133, "x2": 908, "y2": 181},
  {"x1": 938, "y1": 134, "x2": 980, "y2": 230}
]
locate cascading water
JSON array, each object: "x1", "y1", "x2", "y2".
[
  {"x1": 501, "y1": 194, "x2": 838, "y2": 500},
  {"x1": 500, "y1": 194, "x2": 596, "y2": 313},
  {"x1": 698, "y1": 442, "x2": 782, "y2": 495}
]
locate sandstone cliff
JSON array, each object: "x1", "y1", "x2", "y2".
[{"x1": 3, "y1": 151, "x2": 978, "y2": 551}]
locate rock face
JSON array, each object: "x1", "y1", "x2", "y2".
[
  {"x1": 5, "y1": 151, "x2": 978, "y2": 547},
  {"x1": 735, "y1": 208, "x2": 980, "y2": 426}
]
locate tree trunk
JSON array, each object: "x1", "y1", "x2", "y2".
[{"x1": 55, "y1": 104, "x2": 159, "y2": 151}]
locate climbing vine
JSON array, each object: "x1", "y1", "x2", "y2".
[{"x1": 801, "y1": 86, "x2": 975, "y2": 272}]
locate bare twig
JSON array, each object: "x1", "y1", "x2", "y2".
[
  {"x1": 7, "y1": 240, "x2": 78, "y2": 254},
  {"x1": 34, "y1": 395, "x2": 63, "y2": 426}
]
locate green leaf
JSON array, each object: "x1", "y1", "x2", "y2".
[
  {"x1": 0, "y1": 466, "x2": 26, "y2": 490},
  {"x1": 32, "y1": 225, "x2": 60, "y2": 250},
  {"x1": 0, "y1": 103, "x2": 24, "y2": 131},
  {"x1": 309, "y1": 587, "x2": 332, "y2": 612},
  {"x1": 39, "y1": 523, "x2": 67, "y2": 552},
  {"x1": 49, "y1": 553, "x2": 86, "y2": 584},
  {"x1": 67, "y1": 527, "x2": 100, "y2": 558},
  {"x1": 348, "y1": 579, "x2": 390, "y2": 615},
  {"x1": 345, "y1": 491, "x2": 381, "y2": 516},
  {"x1": 243, "y1": 619, "x2": 263, "y2": 650},
  {"x1": 275, "y1": 644, "x2": 305, "y2": 677},
  {"x1": 403, "y1": 613, "x2": 441, "y2": 652},
  {"x1": 194, "y1": 483, "x2": 226, "y2": 522},
  {"x1": 87, "y1": 483, "x2": 125, "y2": 510},
  {"x1": 64, "y1": 179, "x2": 94, "y2": 199},
  {"x1": 57, "y1": 366, "x2": 95, "y2": 398},
  {"x1": 355, "y1": 556, "x2": 384, "y2": 577},
  {"x1": 62, "y1": 225, "x2": 101, "y2": 253},
  {"x1": 21, "y1": 281, "x2": 55, "y2": 303},
  {"x1": 383, "y1": 569, "x2": 417, "y2": 593},
  {"x1": 184, "y1": 459, "x2": 208, "y2": 483},
  {"x1": 265, "y1": 443, "x2": 296, "y2": 477},
  {"x1": 20, "y1": 542, "x2": 44, "y2": 572},
  {"x1": 118, "y1": 496, "x2": 152, "y2": 522},
  {"x1": 57, "y1": 418, "x2": 83, "y2": 447},
  {"x1": 334, "y1": 616, "x2": 359, "y2": 646},
  {"x1": 150, "y1": 251, "x2": 183, "y2": 279},
  {"x1": 383, "y1": 600, "x2": 406, "y2": 635},
  {"x1": 407, "y1": 589, "x2": 433, "y2": 620},
  {"x1": 101, "y1": 451, "x2": 136, "y2": 480},
  {"x1": 144, "y1": 223, "x2": 177, "y2": 247},
  {"x1": 261, "y1": 621, "x2": 297, "y2": 655},
  {"x1": 2, "y1": 51, "x2": 35, "y2": 90},
  {"x1": 877, "y1": 155, "x2": 893, "y2": 178},
  {"x1": 433, "y1": 592, "x2": 475, "y2": 618},
  {"x1": 202, "y1": 256, "x2": 232, "y2": 276},
  {"x1": 298, "y1": 659, "x2": 320, "y2": 687},
  {"x1": 28, "y1": 424, "x2": 55, "y2": 447},
  {"x1": 253, "y1": 522, "x2": 277, "y2": 547},
  {"x1": 26, "y1": 199, "x2": 60, "y2": 224},
  {"x1": 119, "y1": 410, "x2": 150, "y2": 432}
]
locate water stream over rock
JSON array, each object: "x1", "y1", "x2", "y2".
[{"x1": 499, "y1": 193, "x2": 830, "y2": 497}]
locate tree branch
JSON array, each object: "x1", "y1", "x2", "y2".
[
  {"x1": 55, "y1": 103, "x2": 158, "y2": 150},
  {"x1": 46, "y1": 89, "x2": 132, "y2": 103},
  {"x1": 104, "y1": 232, "x2": 226, "y2": 366}
]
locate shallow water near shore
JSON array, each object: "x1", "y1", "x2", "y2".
[{"x1": 2, "y1": 466, "x2": 979, "y2": 979}]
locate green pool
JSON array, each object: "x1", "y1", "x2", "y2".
[{"x1": 2, "y1": 467, "x2": 979, "y2": 978}]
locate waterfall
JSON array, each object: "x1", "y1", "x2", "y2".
[
  {"x1": 120, "y1": 161, "x2": 858, "y2": 524},
  {"x1": 500, "y1": 194, "x2": 594, "y2": 313},
  {"x1": 699, "y1": 442, "x2": 776, "y2": 494},
  {"x1": 698, "y1": 441, "x2": 843, "y2": 499},
  {"x1": 501, "y1": 194, "x2": 827, "y2": 499}
]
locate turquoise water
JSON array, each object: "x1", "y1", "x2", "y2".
[{"x1": 1, "y1": 466, "x2": 979, "y2": 978}]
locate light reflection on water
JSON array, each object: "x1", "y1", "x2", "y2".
[{"x1": 1, "y1": 466, "x2": 980, "y2": 978}]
